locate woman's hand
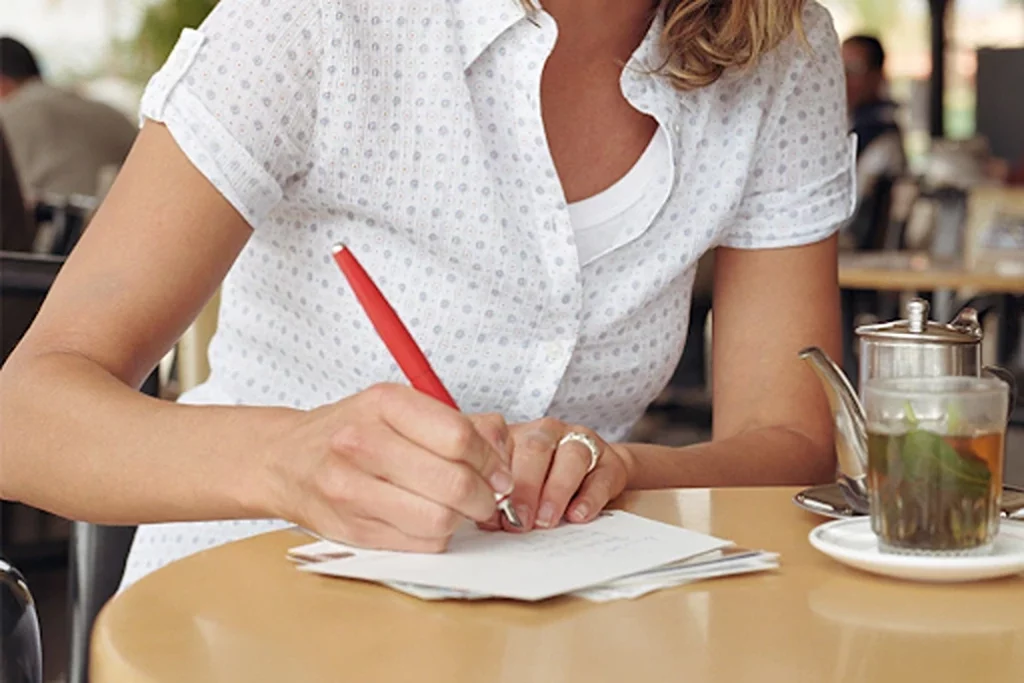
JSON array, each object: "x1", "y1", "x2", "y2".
[
  {"x1": 479, "y1": 418, "x2": 633, "y2": 532},
  {"x1": 266, "y1": 383, "x2": 515, "y2": 553}
]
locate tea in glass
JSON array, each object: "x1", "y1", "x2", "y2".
[{"x1": 863, "y1": 376, "x2": 1009, "y2": 555}]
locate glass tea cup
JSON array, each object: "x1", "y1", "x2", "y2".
[{"x1": 863, "y1": 376, "x2": 1009, "y2": 556}]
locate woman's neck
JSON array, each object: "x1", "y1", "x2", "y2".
[
  {"x1": 537, "y1": 0, "x2": 662, "y2": 203},
  {"x1": 540, "y1": 0, "x2": 657, "y2": 61}
]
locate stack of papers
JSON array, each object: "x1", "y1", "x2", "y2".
[{"x1": 288, "y1": 511, "x2": 778, "y2": 602}]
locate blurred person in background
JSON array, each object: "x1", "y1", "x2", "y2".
[
  {"x1": 842, "y1": 35, "x2": 906, "y2": 203},
  {"x1": 838, "y1": 34, "x2": 906, "y2": 253},
  {"x1": 0, "y1": 37, "x2": 137, "y2": 203}
]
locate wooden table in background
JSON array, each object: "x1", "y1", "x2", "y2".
[
  {"x1": 91, "y1": 488, "x2": 1024, "y2": 683},
  {"x1": 838, "y1": 251, "x2": 1024, "y2": 294}
]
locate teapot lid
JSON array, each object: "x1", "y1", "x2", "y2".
[{"x1": 856, "y1": 298, "x2": 982, "y2": 344}]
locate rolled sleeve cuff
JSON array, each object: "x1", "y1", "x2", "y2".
[
  {"x1": 722, "y1": 133, "x2": 858, "y2": 250},
  {"x1": 138, "y1": 28, "x2": 283, "y2": 228}
]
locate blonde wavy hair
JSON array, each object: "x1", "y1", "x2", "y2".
[
  {"x1": 523, "y1": 0, "x2": 807, "y2": 91},
  {"x1": 659, "y1": 0, "x2": 806, "y2": 89}
]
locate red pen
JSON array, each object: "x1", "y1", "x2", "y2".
[{"x1": 331, "y1": 243, "x2": 521, "y2": 528}]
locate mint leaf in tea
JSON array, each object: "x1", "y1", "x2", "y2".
[{"x1": 867, "y1": 429, "x2": 1003, "y2": 552}]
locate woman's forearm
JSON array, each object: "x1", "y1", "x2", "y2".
[
  {"x1": 0, "y1": 351, "x2": 295, "y2": 524},
  {"x1": 619, "y1": 426, "x2": 835, "y2": 490}
]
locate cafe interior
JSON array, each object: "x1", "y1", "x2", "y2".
[{"x1": 1, "y1": 1, "x2": 1023, "y2": 682}]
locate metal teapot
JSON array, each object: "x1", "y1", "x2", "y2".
[{"x1": 799, "y1": 298, "x2": 1017, "y2": 513}]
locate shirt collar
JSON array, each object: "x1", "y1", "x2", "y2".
[
  {"x1": 449, "y1": 0, "x2": 529, "y2": 72},
  {"x1": 620, "y1": 9, "x2": 698, "y2": 117},
  {"x1": 449, "y1": 1, "x2": 697, "y2": 117}
]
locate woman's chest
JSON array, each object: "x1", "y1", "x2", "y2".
[
  {"x1": 307, "y1": 9, "x2": 762, "y2": 248},
  {"x1": 230, "y1": 9, "x2": 770, "y2": 408},
  {"x1": 303, "y1": 35, "x2": 759, "y2": 287}
]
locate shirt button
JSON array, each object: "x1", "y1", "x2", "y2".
[{"x1": 544, "y1": 340, "x2": 571, "y2": 364}]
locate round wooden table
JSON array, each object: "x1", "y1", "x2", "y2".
[{"x1": 91, "y1": 488, "x2": 1024, "y2": 683}]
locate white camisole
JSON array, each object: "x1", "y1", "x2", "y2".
[{"x1": 568, "y1": 126, "x2": 670, "y2": 265}]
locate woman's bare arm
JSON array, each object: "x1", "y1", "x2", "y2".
[
  {"x1": 0, "y1": 122, "x2": 295, "y2": 522},
  {"x1": 619, "y1": 236, "x2": 841, "y2": 489},
  {"x1": 1, "y1": 121, "x2": 514, "y2": 550}
]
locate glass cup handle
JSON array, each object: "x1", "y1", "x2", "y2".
[{"x1": 983, "y1": 365, "x2": 1018, "y2": 422}]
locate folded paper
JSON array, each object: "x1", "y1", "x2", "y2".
[{"x1": 289, "y1": 511, "x2": 778, "y2": 602}]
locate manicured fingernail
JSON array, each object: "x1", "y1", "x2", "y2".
[
  {"x1": 489, "y1": 469, "x2": 515, "y2": 496},
  {"x1": 536, "y1": 501, "x2": 557, "y2": 528},
  {"x1": 570, "y1": 503, "x2": 589, "y2": 522},
  {"x1": 515, "y1": 504, "x2": 532, "y2": 528}
]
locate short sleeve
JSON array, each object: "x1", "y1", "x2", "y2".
[
  {"x1": 721, "y1": 2, "x2": 856, "y2": 250},
  {"x1": 139, "y1": 0, "x2": 323, "y2": 227}
]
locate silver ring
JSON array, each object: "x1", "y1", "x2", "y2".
[{"x1": 558, "y1": 431, "x2": 601, "y2": 475}]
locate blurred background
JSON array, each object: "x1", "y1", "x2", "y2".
[
  {"x1": 1, "y1": 2, "x2": 1023, "y2": 683},
  {"x1": 0, "y1": 0, "x2": 215, "y2": 113},
  {"x1": 2, "y1": 0, "x2": 1022, "y2": 159}
]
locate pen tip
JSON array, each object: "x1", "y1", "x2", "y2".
[
  {"x1": 331, "y1": 242, "x2": 346, "y2": 255},
  {"x1": 498, "y1": 498, "x2": 523, "y2": 529}
]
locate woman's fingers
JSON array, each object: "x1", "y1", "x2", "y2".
[
  {"x1": 331, "y1": 419, "x2": 501, "y2": 524},
  {"x1": 315, "y1": 384, "x2": 623, "y2": 546},
  {"x1": 284, "y1": 384, "x2": 522, "y2": 550},
  {"x1": 566, "y1": 447, "x2": 630, "y2": 524},
  {"x1": 535, "y1": 429, "x2": 597, "y2": 528},
  {"x1": 304, "y1": 468, "x2": 455, "y2": 552},
  {"x1": 357, "y1": 384, "x2": 515, "y2": 495},
  {"x1": 468, "y1": 412, "x2": 513, "y2": 468},
  {"x1": 503, "y1": 419, "x2": 561, "y2": 530}
]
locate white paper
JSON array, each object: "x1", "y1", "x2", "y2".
[
  {"x1": 295, "y1": 511, "x2": 733, "y2": 601},
  {"x1": 364, "y1": 551, "x2": 781, "y2": 602},
  {"x1": 574, "y1": 555, "x2": 780, "y2": 602}
]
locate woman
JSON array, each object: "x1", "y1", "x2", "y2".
[{"x1": 0, "y1": 0, "x2": 852, "y2": 587}]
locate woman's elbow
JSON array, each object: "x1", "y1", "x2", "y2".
[{"x1": 785, "y1": 425, "x2": 836, "y2": 485}]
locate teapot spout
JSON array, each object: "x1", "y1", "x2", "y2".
[{"x1": 798, "y1": 347, "x2": 870, "y2": 513}]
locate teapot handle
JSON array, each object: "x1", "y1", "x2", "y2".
[{"x1": 983, "y1": 365, "x2": 1018, "y2": 422}]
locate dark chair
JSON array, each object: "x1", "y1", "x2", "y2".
[
  {"x1": 1, "y1": 252, "x2": 69, "y2": 571},
  {"x1": 1, "y1": 251, "x2": 64, "y2": 361},
  {"x1": 66, "y1": 524, "x2": 137, "y2": 683},
  {"x1": 66, "y1": 370, "x2": 155, "y2": 683},
  {"x1": 840, "y1": 177, "x2": 903, "y2": 384},
  {"x1": 66, "y1": 374, "x2": 155, "y2": 683},
  {"x1": 1, "y1": 126, "x2": 36, "y2": 255},
  {"x1": 0, "y1": 250, "x2": 149, "y2": 683},
  {"x1": 0, "y1": 558, "x2": 43, "y2": 683},
  {"x1": 847, "y1": 176, "x2": 898, "y2": 252},
  {"x1": 33, "y1": 198, "x2": 93, "y2": 257}
]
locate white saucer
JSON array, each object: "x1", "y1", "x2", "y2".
[{"x1": 809, "y1": 518, "x2": 1024, "y2": 583}]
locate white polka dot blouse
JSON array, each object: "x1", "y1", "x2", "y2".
[{"x1": 120, "y1": 0, "x2": 856, "y2": 588}]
